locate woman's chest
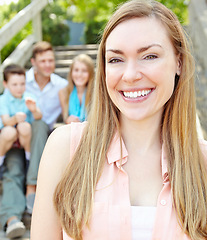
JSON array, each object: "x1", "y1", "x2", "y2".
[
  {"x1": 83, "y1": 163, "x2": 189, "y2": 240},
  {"x1": 64, "y1": 162, "x2": 189, "y2": 240},
  {"x1": 123, "y1": 153, "x2": 163, "y2": 207}
]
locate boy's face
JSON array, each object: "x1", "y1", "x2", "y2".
[{"x1": 4, "y1": 74, "x2": 26, "y2": 99}]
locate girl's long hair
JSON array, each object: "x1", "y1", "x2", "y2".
[
  {"x1": 63, "y1": 54, "x2": 95, "y2": 120},
  {"x1": 54, "y1": 1, "x2": 207, "y2": 239}
]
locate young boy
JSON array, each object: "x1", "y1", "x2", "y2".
[
  {"x1": 0, "y1": 64, "x2": 42, "y2": 167},
  {"x1": 0, "y1": 64, "x2": 42, "y2": 238}
]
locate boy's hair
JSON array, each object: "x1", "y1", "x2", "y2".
[
  {"x1": 32, "y1": 41, "x2": 53, "y2": 59},
  {"x1": 3, "y1": 64, "x2": 25, "y2": 82}
]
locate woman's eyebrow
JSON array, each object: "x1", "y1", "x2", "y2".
[
  {"x1": 106, "y1": 49, "x2": 123, "y2": 54},
  {"x1": 106, "y1": 44, "x2": 162, "y2": 54},
  {"x1": 137, "y1": 44, "x2": 162, "y2": 53}
]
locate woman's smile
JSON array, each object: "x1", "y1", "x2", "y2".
[
  {"x1": 105, "y1": 17, "x2": 180, "y2": 122},
  {"x1": 121, "y1": 88, "x2": 154, "y2": 101}
]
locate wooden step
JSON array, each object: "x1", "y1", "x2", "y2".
[
  {"x1": 53, "y1": 44, "x2": 98, "y2": 79},
  {"x1": 54, "y1": 44, "x2": 99, "y2": 51},
  {"x1": 55, "y1": 49, "x2": 98, "y2": 60},
  {"x1": 25, "y1": 44, "x2": 99, "y2": 79}
]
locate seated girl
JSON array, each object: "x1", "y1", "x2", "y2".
[{"x1": 59, "y1": 54, "x2": 94, "y2": 124}]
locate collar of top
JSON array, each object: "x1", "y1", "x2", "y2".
[
  {"x1": 26, "y1": 67, "x2": 55, "y2": 85},
  {"x1": 106, "y1": 131, "x2": 169, "y2": 182}
]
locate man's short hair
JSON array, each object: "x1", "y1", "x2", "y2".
[
  {"x1": 32, "y1": 41, "x2": 53, "y2": 59},
  {"x1": 3, "y1": 64, "x2": 25, "y2": 82}
]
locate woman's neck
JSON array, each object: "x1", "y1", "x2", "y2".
[
  {"x1": 120, "y1": 113, "x2": 163, "y2": 206},
  {"x1": 120, "y1": 114, "x2": 162, "y2": 156}
]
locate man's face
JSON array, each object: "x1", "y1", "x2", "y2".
[{"x1": 31, "y1": 50, "x2": 55, "y2": 79}]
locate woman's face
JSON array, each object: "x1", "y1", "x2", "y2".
[
  {"x1": 72, "y1": 61, "x2": 90, "y2": 88},
  {"x1": 105, "y1": 17, "x2": 181, "y2": 123}
]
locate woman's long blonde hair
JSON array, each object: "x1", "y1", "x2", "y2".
[
  {"x1": 63, "y1": 54, "x2": 94, "y2": 120},
  {"x1": 54, "y1": 1, "x2": 207, "y2": 239}
]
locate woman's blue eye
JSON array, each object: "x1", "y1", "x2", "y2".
[{"x1": 144, "y1": 55, "x2": 157, "y2": 60}]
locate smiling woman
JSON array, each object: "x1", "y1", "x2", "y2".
[
  {"x1": 105, "y1": 17, "x2": 180, "y2": 123},
  {"x1": 31, "y1": 1, "x2": 207, "y2": 240}
]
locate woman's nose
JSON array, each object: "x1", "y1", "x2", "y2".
[{"x1": 122, "y1": 61, "x2": 142, "y2": 83}]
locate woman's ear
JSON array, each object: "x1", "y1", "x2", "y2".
[{"x1": 176, "y1": 54, "x2": 182, "y2": 76}]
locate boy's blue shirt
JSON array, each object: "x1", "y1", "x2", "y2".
[{"x1": 0, "y1": 89, "x2": 37, "y2": 129}]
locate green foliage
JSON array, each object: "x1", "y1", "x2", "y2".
[
  {"x1": 0, "y1": 0, "x2": 70, "y2": 62},
  {"x1": 65, "y1": 0, "x2": 128, "y2": 44},
  {"x1": 1, "y1": 22, "x2": 32, "y2": 62},
  {"x1": 85, "y1": 19, "x2": 106, "y2": 44},
  {"x1": 68, "y1": 0, "x2": 188, "y2": 44},
  {"x1": 41, "y1": 1, "x2": 70, "y2": 46},
  {"x1": 0, "y1": 0, "x2": 188, "y2": 60},
  {"x1": 43, "y1": 21, "x2": 70, "y2": 46},
  {"x1": 0, "y1": 0, "x2": 31, "y2": 61},
  {"x1": 158, "y1": 0, "x2": 189, "y2": 24}
]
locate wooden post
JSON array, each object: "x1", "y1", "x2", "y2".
[{"x1": 32, "y1": 0, "x2": 43, "y2": 42}]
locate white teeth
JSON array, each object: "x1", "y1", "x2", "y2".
[{"x1": 123, "y1": 89, "x2": 151, "y2": 98}]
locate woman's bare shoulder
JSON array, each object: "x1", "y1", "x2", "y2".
[
  {"x1": 41, "y1": 122, "x2": 88, "y2": 172},
  {"x1": 31, "y1": 124, "x2": 72, "y2": 240},
  {"x1": 51, "y1": 124, "x2": 71, "y2": 141},
  {"x1": 40, "y1": 124, "x2": 72, "y2": 173},
  {"x1": 49, "y1": 122, "x2": 87, "y2": 146}
]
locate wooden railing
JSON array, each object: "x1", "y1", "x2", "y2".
[{"x1": 0, "y1": 0, "x2": 48, "y2": 92}]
